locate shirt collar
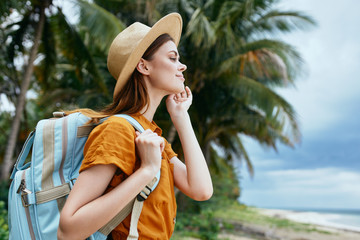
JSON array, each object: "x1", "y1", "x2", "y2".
[{"x1": 131, "y1": 114, "x2": 162, "y2": 136}]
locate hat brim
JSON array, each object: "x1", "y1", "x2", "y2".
[{"x1": 113, "y1": 13, "x2": 183, "y2": 98}]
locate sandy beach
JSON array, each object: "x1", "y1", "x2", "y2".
[
  {"x1": 172, "y1": 205, "x2": 360, "y2": 240},
  {"x1": 223, "y1": 208, "x2": 360, "y2": 240},
  {"x1": 260, "y1": 208, "x2": 360, "y2": 232}
]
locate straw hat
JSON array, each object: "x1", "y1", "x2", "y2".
[{"x1": 107, "y1": 13, "x2": 183, "y2": 98}]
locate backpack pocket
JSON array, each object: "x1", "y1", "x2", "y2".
[{"x1": 8, "y1": 169, "x2": 36, "y2": 240}]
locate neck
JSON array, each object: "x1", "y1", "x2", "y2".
[{"x1": 140, "y1": 88, "x2": 165, "y2": 122}]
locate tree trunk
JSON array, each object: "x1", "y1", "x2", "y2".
[
  {"x1": 1, "y1": 8, "x2": 45, "y2": 180},
  {"x1": 167, "y1": 125, "x2": 177, "y2": 144},
  {"x1": 203, "y1": 142, "x2": 211, "y2": 164}
]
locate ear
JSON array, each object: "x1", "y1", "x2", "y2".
[{"x1": 136, "y1": 58, "x2": 150, "y2": 76}]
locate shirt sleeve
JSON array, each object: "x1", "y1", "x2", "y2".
[
  {"x1": 79, "y1": 117, "x2": 136, "y2": 176},
  {"x1": 163, "y1": 138, "x2": 178, "y2": 161}
]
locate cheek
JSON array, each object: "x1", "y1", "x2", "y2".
[
  {"x1": 161, "y1": 61, "x2": 176, "y2": 73},
  {"x1": 148, "y1": 60, "x2": 183, "y2": 92},
  {"x1": 152, "y1": 62, "x2": 175, "y2": 80}
]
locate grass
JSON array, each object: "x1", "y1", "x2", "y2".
[
  {"x1": 213, "y1": 203, "x2": 331, "y2": 234},
  {"x1": 172, "y1": 203, "x2": 332, "y2": 239}
]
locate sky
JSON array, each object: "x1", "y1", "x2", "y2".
[{"x1": 239, "y1": 0, "x2": 360, "y2": 210}]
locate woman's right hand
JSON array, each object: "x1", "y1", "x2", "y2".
[{"x1": 135, "y1": 130, "x2": 164, "y2": 175}]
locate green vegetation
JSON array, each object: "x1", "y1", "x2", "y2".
[
  {"x1": 173, "y1": 157, "x2": 240, "y2": 239},
  {"x1": 173, "y1": 203, "x2": 331, "y2": 239},
  {"x1": 174, "y1": 211, "x2": 220, "y2": 240},
  {"x1": 0, "y1": 201, "x2": 9, "y2": 240},
  {"x1": 214, "y1": 204, "x2": 330, "y2": 234},
  {"x1": 1, "y1": 0, "x2": 315, "y2": 179}
]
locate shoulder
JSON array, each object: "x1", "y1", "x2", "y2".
[
  {"x1": 105, "y1": 115, "x2": 135, "y2": 128},
  {"x1": 81, "y1": 115, "x2": 138, "y2": 175},
  {"x1": 87, "y1": 115, "x2": 137, "y2": 142},
  {"x1": 97, "y1": 116, "x2": 135, "y2": 132}
]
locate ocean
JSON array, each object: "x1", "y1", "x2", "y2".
[
  {"x1": 305, "y1": 208, "x2": 360, "y2": 228},
  {"x1": 269, "y1": 207, "x2": 360, "y2": 231}
]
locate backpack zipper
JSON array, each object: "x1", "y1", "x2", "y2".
[{"x1": 17, "y1": 171, "x2": 36, "y2": 240}]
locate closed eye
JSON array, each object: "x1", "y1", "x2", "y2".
[{"x1": 169, "y1": 50, "x2": 180, "y2": 61}]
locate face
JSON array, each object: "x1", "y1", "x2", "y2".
[{"x1": 143, "y1": 41, "x2": 187, "y2": 95}]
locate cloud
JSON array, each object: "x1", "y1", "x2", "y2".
[
  {"x1": 267, "y1": 168, "x2": 360, "y2": 193},
  {"x1": 0, "y1": 94, "x2": 15, "y2": 112},
  {"x1": 240, "y1": 0, "x2": 360, "y2": 211},
  {"x1": 275, "y1": 0, "x2": 360, "y2": 135},
  {"x1": 241, "y1": 167, "x2": 360, "y2": 209}
]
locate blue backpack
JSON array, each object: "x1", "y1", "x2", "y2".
[{"x1": 8, "y1": 112, "x2": 160, "y2": 240}]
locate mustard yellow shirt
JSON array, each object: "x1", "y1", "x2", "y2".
[{"x1": 80, "y1": 114, "x2": 177, "y2": 239}]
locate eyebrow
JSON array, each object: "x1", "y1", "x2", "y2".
[{"x1": 169, "y1": 50, "x2": 180, "y2": 60}]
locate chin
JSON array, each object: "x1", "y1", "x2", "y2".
[
  {"x1": 174, "y1": 86, "x2": 185, "y2": 94},
  {"x1": 161, "y1": 82, "x2": 185, "y2": 95},
  {"x1": 177, "y1": 83, "x2": 185, "y2": 92}
]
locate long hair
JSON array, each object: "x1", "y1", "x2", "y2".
[{"x1": 66, "y1": 34, "x2": 174, "y2": 124}]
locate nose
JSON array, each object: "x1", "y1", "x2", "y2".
[{"x1": 178, "y1": 62, "x2": 187, "y2": 72}]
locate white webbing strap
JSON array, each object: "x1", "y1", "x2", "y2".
[
  {"x1": 97, "y1": 115, "x2": 160, "y2": 239},
  {"x1": 126, "y1": 174, "x2": 160, "y2": 240},
  {"x1": 126, "y1": 199, "x2": 144, "y2": 240},
  {"x1": 97, "y1": 175, "x2": 159, "y2": 238}
]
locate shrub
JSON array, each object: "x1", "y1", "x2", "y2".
[{"x1": 0, "y1": 201, "x2": 9, "y2": 240}]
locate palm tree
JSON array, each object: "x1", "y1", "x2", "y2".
[
  {"x1": 0, "y1": 0, "x2": 48, "y2": 180},
  {"x1": 1, "y1": 0, "x2": 315, "y2": 180},
  {"x1": 166, "y1": 0, "x2": 316, "y2": 176},
  {"x1": 0, "y1": 0, "x2": 124, "y2": 180},
  {"x1": 33, "y1": 0, "x2": 125, "y2": 116},
  {"x1": 92, "y1": 0, "x2": 315, "y2": 176}
]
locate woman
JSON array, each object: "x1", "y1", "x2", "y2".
[{"x1": 58, "y1": 13, "x2": 213, "y2": 240}]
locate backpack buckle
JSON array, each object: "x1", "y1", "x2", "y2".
[
  {"x1": 18, "y1": 178, "x2": 32, "y2": 207},
  {"x1": 53, "y1": 112, "x2": 65, "y2": 118},
  {"x1": 21, "y1": 190, "x2": 31, "y2": 208},
  {"x1": 136, "y1": 186, "x2": 152, "y2": 202}
]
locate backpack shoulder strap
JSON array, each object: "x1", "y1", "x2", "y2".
[
  {"x1": 96, "y1": 114, "x2": 161, "y2": 239},
  {"x1": 113, "y1": 114, "x2": 145, "y2": 133},
  {"x1": 10, "y1": 131, "x2": 35, "y2": 179}
]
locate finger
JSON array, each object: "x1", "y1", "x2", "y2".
[
  {"x1": 144, "y1": 135, "x2": 164, "y2": 149},
  {"x1": 166, "y1": 94, "x2": 175, "y2": 102},
  {"x1": 145, "y1": 133, "x2": 160, "y2": 141},
  {"x1": 135, "y1": 131, "x2": 140, "y2": 136},
  {"x1": 136, "y1": 130, "x2": 155, "y2": 140},
  {"x1": 136, "y1": 133, "x2": 159, "y2": 146},
  {"x1": 142, "y1": 129, "x2": 154, "y2": 135},
  {"x1": 181, "y1": 91, "x2": 187, "y2": 99},
  {"x1": 160, "y1": 138, "x2": 165, "y2": 152},
  {"x1": 185, "y1": 86, "x2": 192, "y2": 97}
]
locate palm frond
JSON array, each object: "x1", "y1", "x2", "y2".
[
  {"x1": 35, "y1": 16, "x2": 57, "y2": 88},
  {"x1": 0, "y1": 0, "x2": 27, "y2": 18},
  {"x1": 6, "y1": 11, "x2": 32, "y2": 61},
  {"x1": 185, "y1": 8, "x2": 216, "y2": 48},
  {"x1": 252, "y1": 10, "x2": 317, "y2": 35},
  {"x1": 218, "y1": 39, "x2": 303, "y2": 85},
  {"x1": 232, "y1": 75, "x2": 300, "y2": 142},
  {"x1": 50, "y1": 8, "x2": 108, "y2": 95},
  {"x1": 77, "y1": 0, "x2": 126, "y2": 52},
  {"x1": 220, "y1": 135, "x2": 253, "y2": 177}
]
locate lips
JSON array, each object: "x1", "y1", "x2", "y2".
[{"x1": 176, "y1": 74, "x2": 185, "y2": 81}]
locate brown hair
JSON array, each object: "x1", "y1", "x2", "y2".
[{"x1": 66, "y1": 34, "x2": 174, "y2": 123}]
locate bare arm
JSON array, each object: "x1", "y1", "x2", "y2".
[
  {"x1": 166, "y1": 87, "x2": 213, "y2": 201},
  {"x1": 58, "y1": 130, "x2": 164, "y2": 240}
]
